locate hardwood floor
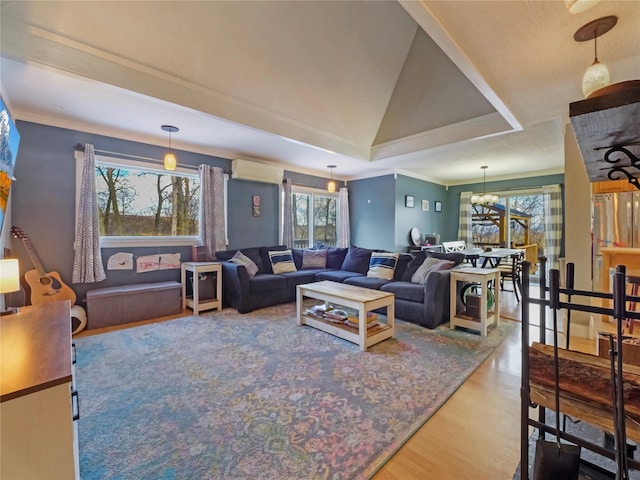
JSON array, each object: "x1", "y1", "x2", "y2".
[
  {"x1": 76, "y1": 282, "x2": 637, "y2": 479},
  {"x1": 374, "y1": 282, "x2": 638, "y2": 480}
]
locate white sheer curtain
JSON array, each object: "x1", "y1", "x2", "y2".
[
  {"x1": 457, "y1": 192, "x2": 473, "y2": 246},
  {"x1": 199, "y1": 165, "x2": 226, "y2": 259},
  {"x1": 543, "y1": 184, "x2": 563, "y2": 272},
  {"x1": 281, "y1": 179, "x2": 294, "y2": 248},
  {"x1": 337, "y1": 187, "x2": 350, "y2": 248},
  {"x1": 72, "y1": 144, "x2": 106, "y2": 284}
]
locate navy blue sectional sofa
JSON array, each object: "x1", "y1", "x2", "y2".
[{"x1": 215, "y1": 245, "x2": 465, "y2": 329}]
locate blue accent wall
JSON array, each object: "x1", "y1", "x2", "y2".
[
  {"x1": 348, "y1": 175, "x2": 395, "y2": 250},
  {"x1": 395, "y1": 174, "x2": 448, "y2": 251},
  {"x1": 348, "y1": 174, "x2": 448, "y2": 252}
]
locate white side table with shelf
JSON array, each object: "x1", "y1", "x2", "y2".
[
  {"x1": 181, "y1": 261, "x2": 222, "y2": 314},
  {"x1": 449, "y1": 267, "x2": 500, "y2": 336}
]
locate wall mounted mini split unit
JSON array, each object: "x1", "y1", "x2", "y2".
[{"x1": 231, "y1": 159, "x2": 284, "y2": 185}]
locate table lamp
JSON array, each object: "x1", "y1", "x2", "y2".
[{"x1": 0, "y1": 258, "x2": 20, "y2": 315}]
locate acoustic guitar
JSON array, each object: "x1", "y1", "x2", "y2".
[{"x1": 10, "y1": 226, "x2": 77, "y2": 305}]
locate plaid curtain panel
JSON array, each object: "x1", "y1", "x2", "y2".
[
  {"x1": 199, "y1": 165, "x2": 227, "y2": 259},
  {"x1": 457, "y1": 192, "x2": 473, "y2": 247},
  {"x1": 282, "y1": 178, "x2": 294, "y2": 248},
  {"x1": 338, "y1": 187, "x2": 350, "y2": 248},
  {"x1": 543, "y1": 184, "x2": 563, "y2": 272}
]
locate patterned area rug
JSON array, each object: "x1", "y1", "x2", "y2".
[{"x1": 75, "y1": 303, "x2": 516, "y2": 480}]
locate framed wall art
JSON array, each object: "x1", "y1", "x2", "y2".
[
  {"x1": 434, "y1": 201, "x2": 442, "y2": 212},
  {"x1": 421, "y1": 200, "x2": 429, "y2": 211},
  {"x1": 252, "y1": 195, "x2": 261, "y2": 217},
  {"x1": 405, "y1": 195, "x2": 415, "y2": 208}
]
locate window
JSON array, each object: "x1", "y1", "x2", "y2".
[
  {"x1": 291, "y1": 187, "x2": 338, "y2": 248},
  {"x1": 471, "y1": 191, "x2": 545, "y2": 250},
  {"x1": 76, "y1": 154, "x2": 201, "y2": 247}
]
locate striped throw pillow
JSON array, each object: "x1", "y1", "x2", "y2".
[
  {"x1": 268, "y1": 249, "x2": 297, "y2": 274},
  {"x1": 367, "y1": 252, "x2": 399, "y2": 280}
]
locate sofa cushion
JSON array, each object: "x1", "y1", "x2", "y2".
[
  {"x1": 249, "y1": 274, "x2": 287, "y2": 294},
  {"x1": 315, "y1": 270, "x2": 364, "y2": 283},
  {"x1": 344, "y1": 276, "x2": 392, "y2": 290},
  {"x1": 341, "y1": 246, "x2": 372, "y2": 274},
  {"x1": 394, "y1": 253, "x2": 412, "y2": 281},
  {"x1": 268, "y1": 249, "x2": 297, "y2": 274},
  {"x1": 411, "y1": 258, "x2": 454, "y2": 285},
  {"x1": 367, "y1": 252, "x2": 399, "y2": 280},
  {"x1": 402, "y1": 252, "x2": 427, "y2": 282},
  {"x1": 302, "y1": 249, "x2": 327, "y2": 269},
  {"x1": 325, "y1": 247, "x2": 348, "y2": 270},
  {"x1": 381, "y1": 281, "x2": 425, "y2": 303},
  {"x1": 280, "y1": 270, "x2": 323, "y2": 288},
  {"x1": 229, "y1": 251, "x2": 259, "y2": 277}
]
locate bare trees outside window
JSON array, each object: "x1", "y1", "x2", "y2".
[
  {"x1": 292, "y1": 190, "x2": 338, "y2": 248},
  {"x1": 95, "y1": 164, "x2": 200, "y2": 238}
]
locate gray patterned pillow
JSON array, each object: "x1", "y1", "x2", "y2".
[
  {"x1": 230, "y1": 251, "x2": 259, "y2": 277},
  {"x1": 302, "y1": 249, "x2": 327, "y2": 269},
  {"x1": 411, "y1": 258, "x2": 454, "y2": 285}
]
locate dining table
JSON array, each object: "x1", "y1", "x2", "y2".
[{"x1": 478, "y1": 248, "x2": 525, "y2": 268}]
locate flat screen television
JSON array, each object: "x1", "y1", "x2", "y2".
[{"x1": 0, "y1": 95, "x2": 20, "y2": 236}]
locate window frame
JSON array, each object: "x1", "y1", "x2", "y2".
[
  {"x1": 75, "y1": 152, "x2": 206, "y2": 248},
  {"x1": 290, "y1": 185, "x2": 339, "y2": 248}
]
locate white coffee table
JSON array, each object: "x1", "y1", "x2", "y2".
[{"x1": 296, "y1": 280, "x2": 395, "y2": 351}]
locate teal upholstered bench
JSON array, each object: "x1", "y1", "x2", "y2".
[{"x1": 86, "y1": 281, "x2": 181, "y2": 329}]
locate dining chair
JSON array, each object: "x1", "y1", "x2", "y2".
[
  {"x1": 497, "y1": 251, "x2": 524, "y2": 302},
  {"x1": 442, "y1": 240, "x2": 466, "y2": 252}
]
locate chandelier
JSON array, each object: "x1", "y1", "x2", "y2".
[{"x1": 471, "y1": 166, "x2": 499, "y2": 205}]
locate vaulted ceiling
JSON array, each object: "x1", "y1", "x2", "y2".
[{"x1": 1, "y1": 1, "x2": 639, "y2": 185}]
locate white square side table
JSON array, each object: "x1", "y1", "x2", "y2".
[
  {"x1": 449, "y1": 267, "x2": 500, "y2": 336},
  {"x1": 181, "y1": 262, "x2": 222, "y2": 314}
]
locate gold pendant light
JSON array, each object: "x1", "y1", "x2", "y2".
[{"x1": 161, "y1": 125, "x2": 179, "y2": 171}]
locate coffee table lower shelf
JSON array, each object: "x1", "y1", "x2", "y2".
[{"x1": 301, "y1": 314, "x2": 393, "y2": 346}]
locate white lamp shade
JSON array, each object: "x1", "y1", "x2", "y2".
[
  {"x1": 582, "y1": 59, "x2": 610, "y2": 97},
  {"x1": 164, "y1": 152, "x2": 177, "y2": 171},
  {"x1": 327, "y1": 180, "x2": 336, "y2": 193},
  {"x1": 565, "y1": 0, "x2": 599, "y2": 14},
  {"x1": 0, "y1": 259, "x2": 20, "y2": 294}
]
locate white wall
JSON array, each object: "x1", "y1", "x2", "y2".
[{"x1": 563, "y1": 123, "x2": 592, "y2": 291}]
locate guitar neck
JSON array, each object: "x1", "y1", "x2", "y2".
[{"x1": 22, "y1": 237, "x2": 47, "y2": 277}]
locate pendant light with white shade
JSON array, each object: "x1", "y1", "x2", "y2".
[
  {"x1": 574, "y1": 16, "x2": 617, "y2": 98},
  {"x1": 327, "y1": 164, "x2": 337, "y2": 192},
  {"x1": 161, "y1": 125, "x2": 179, "y2": 171}
]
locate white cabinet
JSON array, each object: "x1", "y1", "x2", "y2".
[{"x1": 0, "y1": 302, "x2": 79, "y2": 479}]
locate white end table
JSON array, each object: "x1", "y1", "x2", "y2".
[
  {"x1": 181, "y1": 262, "x2": 222, "y2": 314},
  {"x1": 449, "y1": 267, "x2": 500, "y2": 336}
]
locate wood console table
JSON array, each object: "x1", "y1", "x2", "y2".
[{"x1": 1, "y1": 301, "x2": 79, "y2": 479}]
